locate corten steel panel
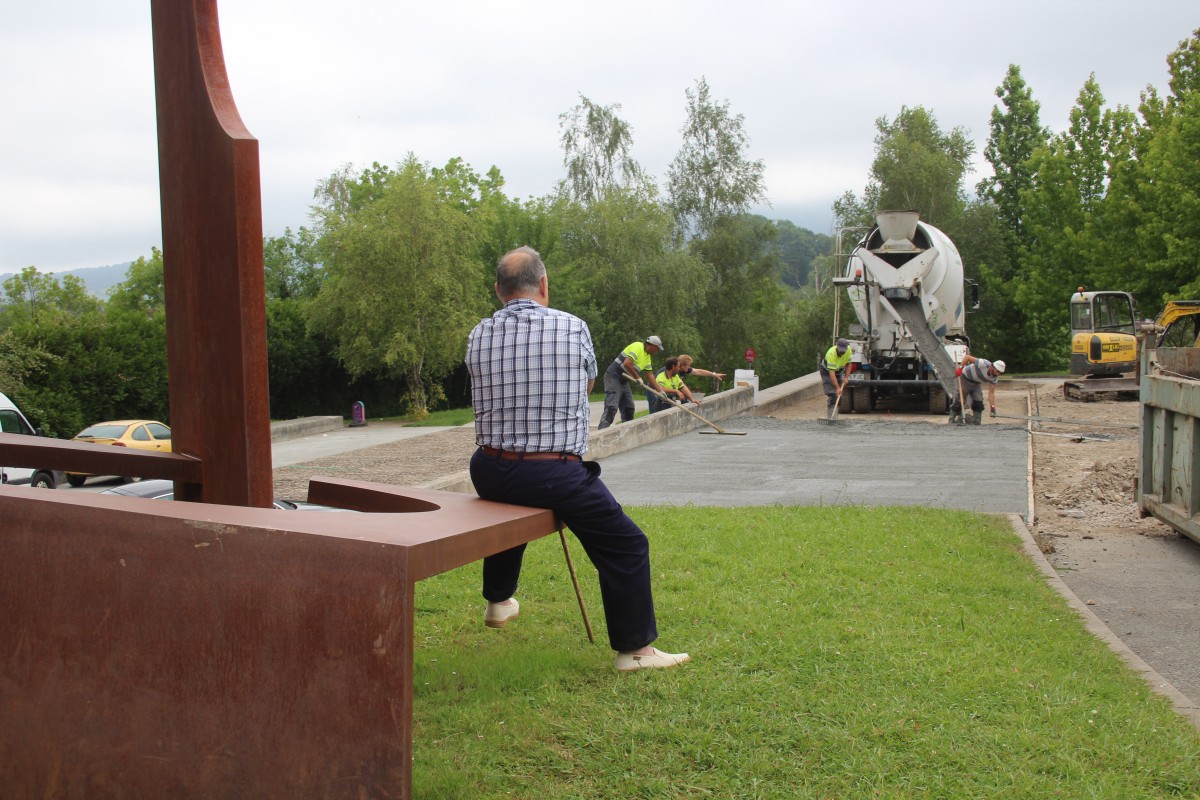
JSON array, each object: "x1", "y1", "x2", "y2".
[
  {"x1": 151, "y1": 0, "x2": 272, "y2": 507},
  {"x1": 0, "y1": 432, "x2": 202, "y2": 485},
  {"x1": 0, "y1": 483, "x2": 559, "y2": 799}
]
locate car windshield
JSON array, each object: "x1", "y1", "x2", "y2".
[{"x1": 76, "y1": 424, "x2": 130, "y2": 439}]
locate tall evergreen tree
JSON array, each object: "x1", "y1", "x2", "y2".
[{"x1": 978, "y1": 65, "x2": 1050, "y2": 242}]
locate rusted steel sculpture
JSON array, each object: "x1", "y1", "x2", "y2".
[
  {"x1": 0, "y1": 479, "x2": 556, "y2": 798},
  {"x1": 0, "y1": 2, "x2": 560, "y2": 797},
  {"x1": 152, "y1": 0, "x2": 273, "y2": 507}
]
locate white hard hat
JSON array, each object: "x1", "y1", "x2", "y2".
[
  {"x1": 646, "y1": 335, "x2": 664, "y2": 349},
  {"x1": 993, "y1": 360, "x2": 1006, "y2": 374}
]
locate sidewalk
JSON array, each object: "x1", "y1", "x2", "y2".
[{"x1": 272, "y1": 421, "x2": 461, "y2": 467}]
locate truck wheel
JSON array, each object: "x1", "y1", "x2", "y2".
[
  {"x1": 928, "y1": 387, "x2": 948, "y2": 413},
  {"x1": 852, "y1": 386, "x2": 872, "y2": 413},
  {"x1": 66, "y1": 474, "x2": 86, "y2": 488},
  {"x1": 31, "y1": 471, "x2": 57, "y2": 489}
]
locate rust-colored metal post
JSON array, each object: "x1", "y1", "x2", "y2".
[{"x1": 151, "y1": 0, "x2": 272, "y2": 506}]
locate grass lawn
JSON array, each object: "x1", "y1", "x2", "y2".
[{"x1": 412, "y1": 505, "x2": 1199, "y2": 799}]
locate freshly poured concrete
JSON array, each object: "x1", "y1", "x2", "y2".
[{"x1": 594, "y1": 416, "x2": 1030, "y2": 517}]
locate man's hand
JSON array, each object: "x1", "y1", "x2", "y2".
[{"x1": 990, "y1": 405, "x2": 997, "y2": 416}]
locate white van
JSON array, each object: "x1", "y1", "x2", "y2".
[{"x1": 0, "y1": 392, "x2": 64, "y2": 489}]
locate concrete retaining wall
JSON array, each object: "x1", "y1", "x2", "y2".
[
  {"x1": 269, "y1": 416, "x2": 342, "y2": 442},
  {"x1": 753, "y1": 372, "x2": 824, "y2": 415},
  {"x1": 421, "y1": 372, "x2": 825, "y2": 494}
]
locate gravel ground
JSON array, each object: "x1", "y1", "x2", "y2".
[{"x1": 272, "y1": 426, "x2": 478, "y2": 500}]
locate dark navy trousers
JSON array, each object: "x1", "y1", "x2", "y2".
[{"x1": 469, "y1": 448, "x2": 658, "y2": 652}]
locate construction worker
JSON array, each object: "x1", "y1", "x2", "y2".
[
  {"x1": 820, "y1": 338, "x2": 854, "y2": 420},
  {"x1": 949, "y1": 355, "x2": 1006, "y2": 424},
  {"x1": 598, "y1": 335, "x2": 664, "y2": 429},
  {"x1": 647, "y1": 357, "x2": 697, "y2": 413}
]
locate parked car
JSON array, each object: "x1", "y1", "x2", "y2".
[
  {"x1": 0, "y1": 391, "x2": 66, "y2": 489},
  {"x1": 101, "y1": 479, "x2": 351, "y2": 511},
  {"x1": 66, "y1": 420, "x2": 173, "y2": 487}
]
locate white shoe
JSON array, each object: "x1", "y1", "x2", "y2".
[
  {"x1": 484, "y1": 598, "x2": 519, "y2": 628},
  {"x1": 614, "y1": 647, "x2": 690, "y2": 672}
]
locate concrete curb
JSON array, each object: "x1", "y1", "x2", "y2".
[
  {"x1": 269, "y1": 416, "x2": 342, "y2": 442},
  {"x1": 1006, "y1": 513, "x2": 1200, "y2": 731}
]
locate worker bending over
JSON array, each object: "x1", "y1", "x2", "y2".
[{"x1": 950, "y1": 355, "x2": 1005, "y2": 424}]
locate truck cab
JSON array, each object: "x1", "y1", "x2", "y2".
[{"x1": 0, "y1": 392, "x2": 64, "y2": 489}]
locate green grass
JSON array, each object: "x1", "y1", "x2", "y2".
[
  {"x1": 342, "y1": 408, "x2": 474, "y2": 426},
  {"x1": 411, "y1": 505, "x2": 1200, "y2": 799}
]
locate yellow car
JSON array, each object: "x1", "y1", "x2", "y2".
[{"x1": 66, "y1": 420, "x2": 172, "y2": 487}]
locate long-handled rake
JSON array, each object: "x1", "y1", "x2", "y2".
[
  {"x1": 955, "y1": 355, "x2": 967, "y2": 425},
  {"x1": 622, "y1": 373, "x2": 747, "y2": 435},
  {"x1": 830, "y1": 378, "x2": 846, "y2": 422}
]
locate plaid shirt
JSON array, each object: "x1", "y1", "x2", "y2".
[{"x1": 466, "y1": 298, "x2": 598, "y2": 455}]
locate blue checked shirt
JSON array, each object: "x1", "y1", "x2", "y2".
[{"x1": 466, "y1": 298, "x2": 598, "y2": 455}]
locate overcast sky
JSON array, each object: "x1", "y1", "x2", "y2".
[{"x1": 1, "y1": 1, "x2": 1195, "y2": 274}]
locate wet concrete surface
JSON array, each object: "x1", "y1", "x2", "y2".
[{"x1": 596, "y1": 415, "x2": 1030, "y2": 516}]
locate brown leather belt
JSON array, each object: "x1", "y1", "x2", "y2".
[{"x1": 479, "y1": 446, "x2": 581, "y2": 462}]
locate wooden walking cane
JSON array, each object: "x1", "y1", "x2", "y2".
[
  {"x1": 622, "y1": 373, "x2": 747, "y2": 435},
  {"x1": 558, "y1": 521, "x2": 595, "y2": 643}
]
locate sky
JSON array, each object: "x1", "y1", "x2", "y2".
[{"x1": 1, "y1": 1, "x2": 1196, "y2": 274}]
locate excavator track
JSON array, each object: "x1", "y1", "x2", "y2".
[{"x1": 1063, "y1": 377, "x2": 1139, "y2": 402}]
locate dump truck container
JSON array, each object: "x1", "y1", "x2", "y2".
[{"x1": 1137, "y1": 344, "x2": 1200, "y2": 544}]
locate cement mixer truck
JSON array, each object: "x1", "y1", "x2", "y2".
[{"x1": 832, "y1": 211, "x2": 975, "y2": 414}]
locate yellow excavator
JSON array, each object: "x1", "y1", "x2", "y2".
[
  {"x1": 1154, "y1": 300, "x2": 1200, "y2": 348},
  {"x1": 1064, "y1": 288, "x2": 1140, "y2": 400}
]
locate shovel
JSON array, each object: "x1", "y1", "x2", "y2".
[{"x1": 622, "y1": 373, "x2": 747, "y2": 435}]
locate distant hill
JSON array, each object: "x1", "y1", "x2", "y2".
[{"x1": 0, "y1": 262, "x2": 132, "y2": 298}]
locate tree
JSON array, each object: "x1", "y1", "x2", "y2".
[
  {"x1": 666, "y1": 77, "x2": 771, "y2": 373},
  {"x1": 773, "y1": 219, "x2": 833, "y2": 289},
  {"x1": 1, "y1": 267, "x2": 99, "y2": 331},
  {"x1": 264, "y1": 228, "x2": 322, "y2": 300},
  {"x1": 104, "y1": 250, "x2": 169, "y2": 421},
  {"x1": 1099, "y1": 29, "x2": 1200, "y2": 305},
  {"x1": 978, "y1": 65, "x2": 1050, "y2": 241},
  {"x1": 550, "y1": 189, "x2": 709, "y2": 366},
  {"x1": 558, "y1": 95, "x2": 648, "y2": 205},
  {"x1": 667, "y1": 77, "x2": 767, "y2": 239},
  {"x1": 869, "y1": 106, "x2": 974, "y2": 230},
  {"x1": 1008, "y1": 76, "x2": 1129, "y2": 369},
  {"x1": 689, "y1": 214, "x2": 783, "y2": 374},
  {"x1": 309, "y1": 155, "x2": 492, "y2": 417}
]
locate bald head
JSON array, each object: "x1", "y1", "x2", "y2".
[{"x1": 496, "y1": 246, "x2": 547, "y2": 302}]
